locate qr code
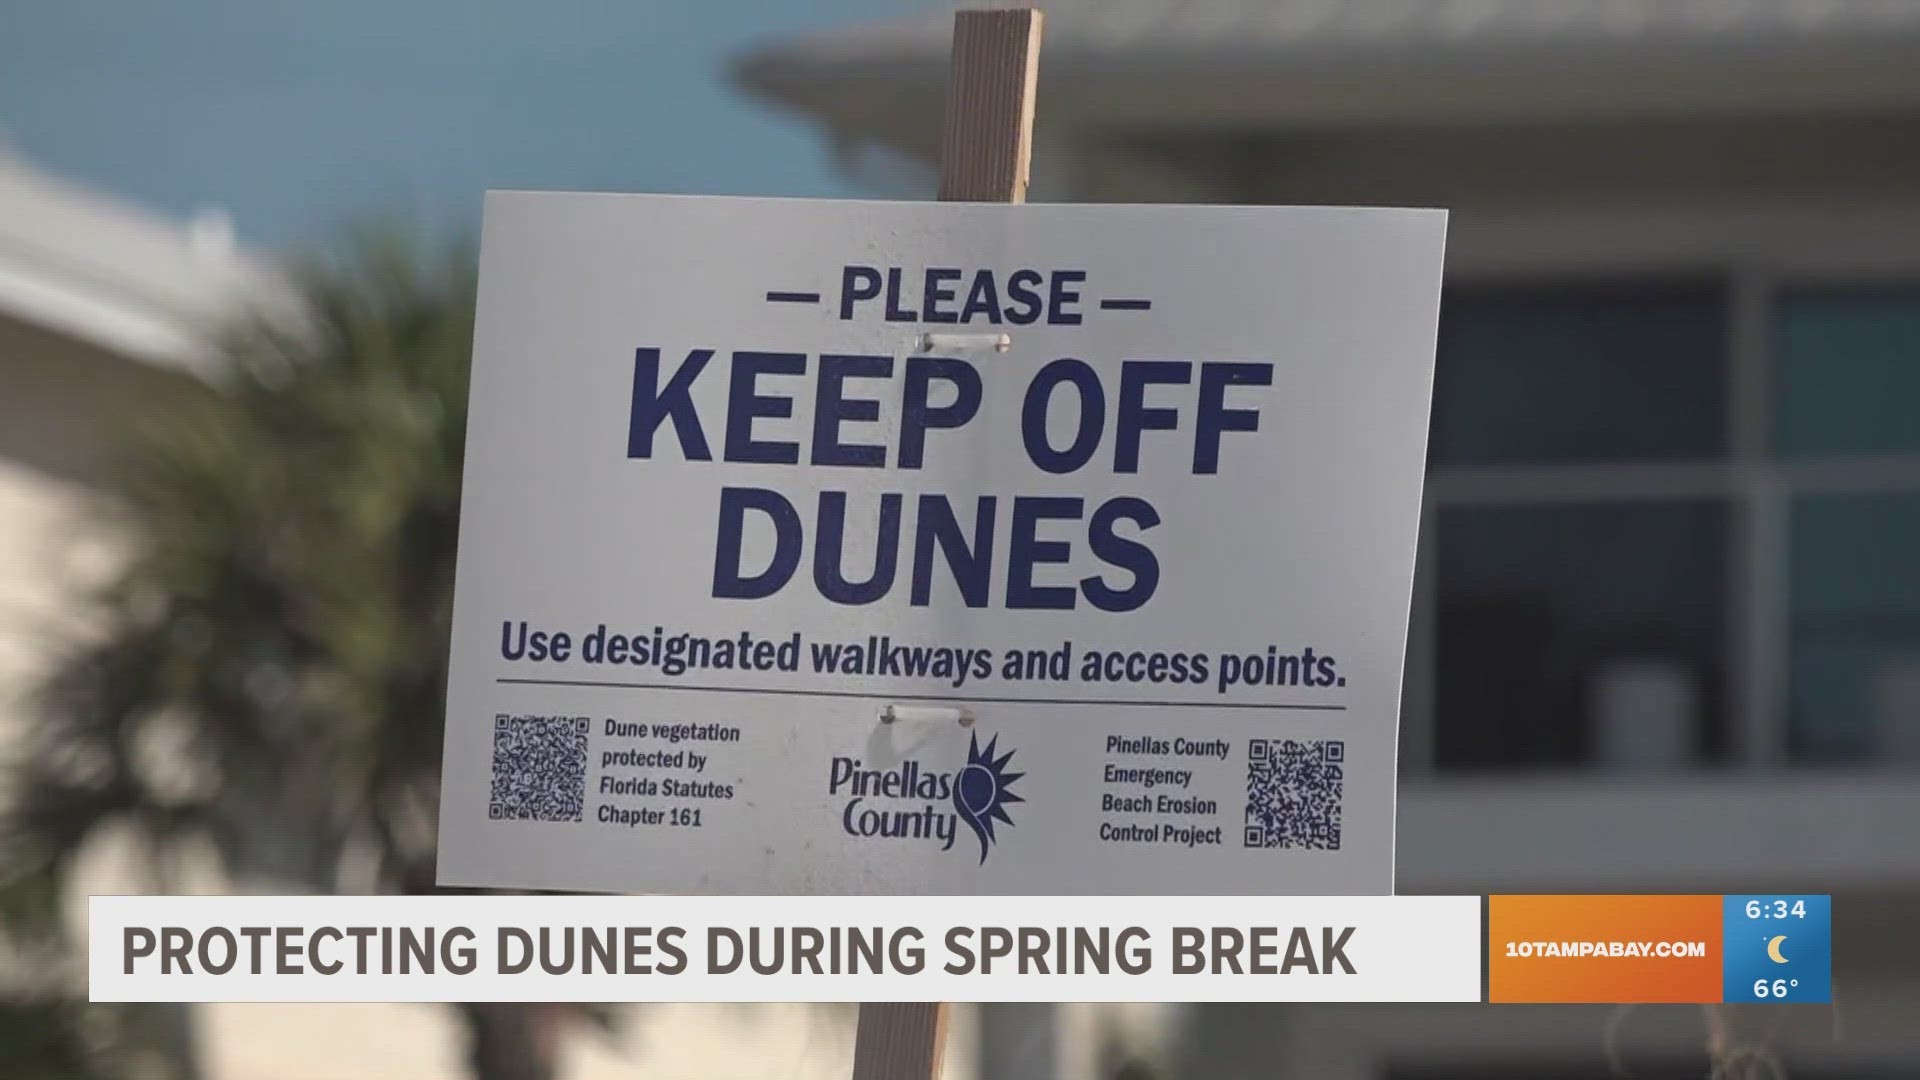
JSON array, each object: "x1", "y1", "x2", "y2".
[
  {"x1": 1245, "y1": 739, "x2": 1343, "y2": 850},
  {"x1": 489, "y1": 713, "x2": 589, "y2": 823}
]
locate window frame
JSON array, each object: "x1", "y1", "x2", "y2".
[{"x1": 1405, "y1": 247, "x2": 1920, "y2": 775}]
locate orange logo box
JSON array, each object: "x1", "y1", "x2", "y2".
[{"x1": 1489, "y1": 895, "x2": 1723, "y2": 1003}]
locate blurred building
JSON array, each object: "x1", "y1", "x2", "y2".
[
  {"x1": 0, "y1": 145, "x2": 265, "y2": 702},
  {"x1": 0, "y1": 148, "x2": 282, "y2": 855},
  {"x1": 737, "y1": 2, "x2": 1920, "y2": 1077}
]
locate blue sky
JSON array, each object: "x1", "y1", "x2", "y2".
[{"x1": 1, "y1": 0, "x2": 937, "y2": 248}]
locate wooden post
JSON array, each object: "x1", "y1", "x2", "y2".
[
  {"x1": 848, "y1": 7, "x2": 1042, "y2": 1080},
  {"x1": 850, "y1": 1000, "x2": 953, "y2": 1080},
  {"x1": 936, "y1": 7, "x2": 1044, "y2": 205}
]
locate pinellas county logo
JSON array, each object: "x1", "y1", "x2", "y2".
[{"x1": 827, "y1": 733, "x2": 1024, "y2": 864}]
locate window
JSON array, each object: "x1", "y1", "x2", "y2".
[
  {"x1": 1422, "y1": 284, "x2": 1733, "y2": 773},
  {"x1": 1432, "y1": 285, "x2": 1727, "y2": 466},
  {"x1": 1774, "y1": 288, "x2": 1920, "y2": 764},
  {"x1": 1434, "y1": 503, "x2": 1729, "y2": 771},
  {"x1": 1787, "y1": 498, "x2": 1920, "y2": 763},
  {"x1": 1773, "y1": 288, "x2": 1920, "y2": 453},
  {"x1": 1411, "y1": 278, "x2": 1920, "y2": 774}
]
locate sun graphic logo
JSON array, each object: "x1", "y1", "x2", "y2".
[{"x1": 951, "y1": 733, "x2": 1024, "y2": 864}]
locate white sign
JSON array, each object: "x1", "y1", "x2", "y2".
[
  {"x1": 91, "y1": 895, "x2": 1483, "y2": 1002},
  {"x1": 437, "y1": 193, "x2": 1445, "y2": 895}
]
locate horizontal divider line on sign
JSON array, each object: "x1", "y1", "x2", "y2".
[{"x1": 494, "y1": 676, "x2": 1347, "y2": 711}]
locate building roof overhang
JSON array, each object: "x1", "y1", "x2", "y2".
[
  {"x1": 0, "y1": 149, "x2": 291, "y2": 378},
  {"x1": 735, "y1": 1, "x2": 1920, "y2": 158}
]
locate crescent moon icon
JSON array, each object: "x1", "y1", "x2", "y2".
[{"x1": 1767, "y1": 935, "x2": 1789, "y2": 964}]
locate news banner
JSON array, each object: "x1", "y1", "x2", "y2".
[{"x1": 91, "y1": 893, "x2": 1831, "y2": 1004}]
